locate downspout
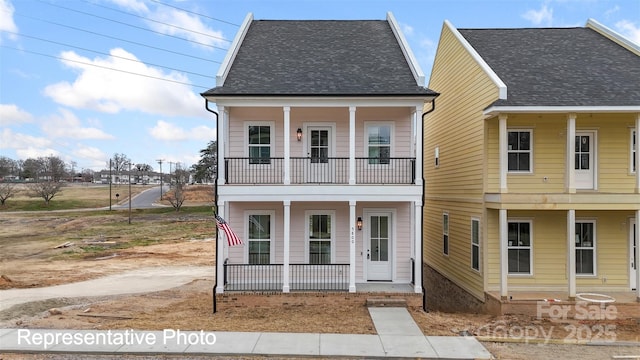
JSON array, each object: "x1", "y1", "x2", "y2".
[
  {"x1": 205, "y1": 99, "x2": 220, "y2": 314},
  {"x1": 421, "y1": 99, "x2": 436, "y2": 312}
]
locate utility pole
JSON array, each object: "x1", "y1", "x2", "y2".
[
  {"x1": 156, "y1": 159, "x2": 164, "y2": 200},
  {"x1": 128, "y1": 162, "x2": 132, "y2": 225}
]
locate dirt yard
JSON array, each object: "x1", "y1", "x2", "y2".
[{"x1": 1, "y1": 185, "x2": 639, "y2": 359}]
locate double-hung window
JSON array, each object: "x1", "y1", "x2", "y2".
[
  {"x1": 471, "y1": 218, "x2": 480, "y2": 271},
  {"x1": 632, "y1": 129, "x2": 637, "y2": 173},
  {"x1": 575, "y1": 221, "x2": 596, "y2": 275},
  {"x1": 507, "y1": 221, "x2": 532, "y2": 275},
  {"x1": 367, "y1": 123, "x2": 392, "y2": 165},
  {"x1": 247, "y1": 212, "x2": 273, "y2": 265},
  {"x1": 443, "y1": 213, "x2": 449, "y2": 256},
  {"x1": 248, "y1": 124, "x2": 272, "y2": 164},
  {"x1": 308, "y1": 213, "x2": 333, "y2": 264},
  {"x1": 507, "y1": 130, "x2": 532, "y2": 172}
]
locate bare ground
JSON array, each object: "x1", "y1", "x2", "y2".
[{"x1": 1, "y1": 187, "x2": 638, "y2": 359}]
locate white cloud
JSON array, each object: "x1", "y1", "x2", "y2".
[
  {"x1": 402, "y1": 23, "x2": 414, "y2": 37},
  {"x1": 147, "y1": 8, "x2": 227, "y2": 50},
  {"x1": 106, "y1": 0, "x2": 148, "y2": 13},
  {"x1": 15, "y1": 147, "x2": 60, "y2": 160},
  {"x1": 523, "y1": 4, "x2": 554, "y2": 26},
  {"x1": 616, "y1": 20, "x2": 640, "y2": 45},
  {"x1": 0, "y1": 0, "x2": 18, "y2": 43},
  {"x1": 72, "y1": 144, "x2": 108, "y2": 168},
  {"x1": 43, "y1": 48, "x2": 206, "y2": 118},
  {"x1": 0, "y1": 104, "x2": 33, "y2": 126},
  {"x1": 0, "y1": 128, "x2": 51, "y2": 150},
  {"x1": 149, "y1": 120, "x2": 216, "y2": 141},
  {"x1": 41, "y1": 108, "x2": 114, "y2": 140},
  {"x1": 604, "y1": 5, "x2": 620, "y2": 19}
]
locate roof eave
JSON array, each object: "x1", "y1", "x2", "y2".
[
  {"x1": 216, "y1": 13, "x2": 254, "y2": 87},
  {"x1": 484, "y1": 105, "x2": 640, "y2": 117},
  {"x1": 387, "y1": 12, "x2": 425, "y2": 87},
  {"x1": 586, "y1": 18, "x2": 640, "y2": 56}
]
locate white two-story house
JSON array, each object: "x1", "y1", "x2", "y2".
[{"x1": 201, "y1": 13, "x2": 438, "y2": 294}]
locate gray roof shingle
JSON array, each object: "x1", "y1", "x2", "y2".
[
  {"x1": 203, "y1": 20, "x2": 437, "y2": 97},
  {"x1": 458, "y1": 27, "x2": 640, "y2": 107}
]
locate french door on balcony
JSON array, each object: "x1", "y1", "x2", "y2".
[
  {"x1": 365, "y1": 211, "x2": 393, "y2": 281},
  {"x1": 306, "y1": 126, "x2": 333, "y2": 183},
  {"x1": 575, "y1": 131, "x2": 596, "y2": 190},
  {"x1": 631, "y1": 219, "x2": 637, "y2": 290}
]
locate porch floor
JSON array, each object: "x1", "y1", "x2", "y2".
[
  {"x1": 356, "y1": 282, "x2": 415, "y2": 293},
  {"x1": 224, "y1": 282, "x2": 416, "y2": 293}
]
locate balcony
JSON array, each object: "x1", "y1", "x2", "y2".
[{"x1": 224, "y1": 157, "x2": 416, "y2": 185}]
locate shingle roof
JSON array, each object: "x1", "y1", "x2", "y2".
[
  {"x1": 203, "y1": 20, "x2": 437, "y2": 97},
  {"x1": 458, "y1": 27, "x2": 640, "y2": 107}
]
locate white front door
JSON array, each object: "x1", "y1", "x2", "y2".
[
  {"x1": 575, "y1": 131, "x2": 596, "y2": 189},
  {"x1": 631, "y1": 219, "x2": 637, "y2": 290},
  {"x1": 366, "y1": 212, "x2": 392, "y2": 281},
  {"x1": 307, "y1": 127, "x2": 332, "y2": 183}
]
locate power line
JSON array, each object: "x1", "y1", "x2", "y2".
[
  {"x1": 35, "y1": 0, "x2": 229, "y2": 51},
  {"x1": 148, "y1": 0, "x2": 241, "y2": 27},
  {"x1": 11, "y1": 12, "x2": 221, "y2": 64},
  {"x1": 3, "y1": 30, "x2": 218, "y2": 78},
  {"x1": 0, "y1": 45, "x2": 211, "y2": 90},
  {"x1": 81, "y1": 0, "x2": 232, "y2": 44}
]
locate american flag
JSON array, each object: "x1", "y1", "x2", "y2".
[{"x1": 215, "y1": 214, "x2": 243, "y2": 246}]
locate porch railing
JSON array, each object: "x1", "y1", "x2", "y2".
[
  {"x1": 224, "y1": 157, "x2": 415, "y2": 185},
  {"x1": 224, "y1": 262, "x2": 350, "y2": 291}
]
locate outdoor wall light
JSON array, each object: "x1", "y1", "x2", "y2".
[
  {"x1": 296, "y1": 128, "x2": 302, "y2": 141},
  {"x1": 357, "y1": 217, "x2": 363, "y2": 230}
]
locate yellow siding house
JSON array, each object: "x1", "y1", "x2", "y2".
[{"x1": 424, "y1": 19, "x2": 640, "y2": 312}]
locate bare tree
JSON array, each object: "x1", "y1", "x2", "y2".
[
  {"x1": 166, "y1": 182, "x2": 186, "y2": 211},
  {"x1": 29, "y1": 181, "x2": 63, "y2": 205},
  {"x1": 0, "y1": 182, "x2": 16, "y2": 206}
]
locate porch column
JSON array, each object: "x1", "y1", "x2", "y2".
[
  {"x1": 349, "y1": 200, "x2": 356, "y2": 292},
  {"x1": 215, "y1": 201, "x2": 226, "y2": 294},
  {"x1": 567, "y1": 209, "x2": 576, "y2": 300},
  {"x1": 635, "y1": 114, "x2": 639, "y2": 193},
  {"x1": 349, "y1": 107, "x2": 356, "y2": 185},
  {"x1": 283, "y1": 107, "x2": 291, "y2": 185},
  {"x1": 567, "y1": 113, "x2": 576, "y2": 193},
  {"x1": 498, "y1": 115, "x2": 508, "y2": 193},
  {"x1": 283, "y1": 200, "x2": 291, "y2": 293},
  {"x1": 217, "y1": 106, "x2": 226, "y2": 187},
  {"x1": 499, "y1": 209, "x2": 508, "y2": 299},
  {"x1": 414, "y1": 106, "x2": 423, "y2": 186},
  {"x1": 636, "y1": 210, "x2": 640, "y2": 301},
  {"x1": 414, "y1": 200, "x2": 423, "y2": 293}
]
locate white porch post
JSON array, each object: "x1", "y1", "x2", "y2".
[
  {"x1": 217, "y1": 106, "x2": 226, "y2": 187},
  {"x1": 216, "y1": 201, "x2": 226, "y2": 294},
  {"x1": 414, "y1": 106, "x2": 423, "y2": 187},
  {"x1": 567, "y1": 209, "x2": 576, "y2": 299},
  {"x1": 635, "y1": 114, "x2": 639, "y2": 193},
  {"x1": 567, "y1": 114, "x2": 576, "y2": 193},
  {"x1": 499, "y1": 209, "x2": 508, "y2": 299},
  {"x1": 636, "y1": 210, "x2": 640, "y2": 301},
  {"x1": 498, "y1": 115, "x2": 508, "y2": 193},
  {"x1": 414, "y1": 201, "x2": 423, "y2": 293},
  {"x1": 349, "y1": 200, "x2": 357, "y2": 292},
  {"x1": 283, "y1": 200, "x2": 291, "y2": 293},
  {"x1": 349, "y1": 107, "x2": 356, "y2": 185},
  {"x1": 283, "y1": 107, "x2": 291, "y2": 185}
]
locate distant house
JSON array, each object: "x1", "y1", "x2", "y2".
[
  {"x1": 201, "y1": 13, "x2": 438, "y2": 294},
  {"x1": 423, "y1": 19, "x2": 640, "y2": 312}
]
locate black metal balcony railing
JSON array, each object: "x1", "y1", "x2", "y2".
[
  {"x1": 224, "y1": 157, "x2": 415, "y2": 184},
  {"x1": 223, "y1": 262, "x2": 349, "y2": 292}
]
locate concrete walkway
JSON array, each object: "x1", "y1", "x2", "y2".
[{"x1": 0, "y1": 308, "x2": 492, "y2": 359}]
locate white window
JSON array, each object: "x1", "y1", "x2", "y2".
[
  {"x1": 471, "y1": 218, "x2": 480, "y2": 271},
  {"x1": 632, "y1": 129, "x2": 637, "y2": 174},
  {"x1": 443, "y1": 212, "x2": 449, "y2": 255},
  {"x1": 508, "y1": 220, "x2": 532, "y2": 275},
  {"x1": 247, "y1": 122, "x2": 273, "y2": 164},
  {"x1": 576, "y1": 221, "x2": 596, "y2": 275},
  {"x1": 366, "y1": 123, "x2": 392, "y2": 165},
  {"x1": 507, "y1": 130, "x2": 532, "y2": 172},
  {"x1": 307, "y1": 212, "x2": 334, "y2": 264},
  {"x1": 435, "y1": 146, "x2": 440, "y2": 167},
  {"x1": 247, "y1": 211, "x2": 274, "y2": 264}
]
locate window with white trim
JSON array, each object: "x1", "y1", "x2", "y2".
[
  {"x1": 308, "y1": 213, "x2": 332, "y2": 264},
  {"x1": 443, "y1": 213, "x2": 449, "y2": 255},
  {"x1": 248, "y1": 124, "x2": 272, "y2": 164},
  {"x1": 508, "y1": 221, "x2": 532, "y2": 274},
  {"x1": 575, "y1": 221, "x2": 596, "y2": 275},
  {"x1": 435, "y1": 146, "x2": 440, "y2": 167},
  {"x1": 247, "y1": 213, "x2": 272, "y2": 265},
  {"x1": 471, "y1": 218, "x2": 480, "y2": 271},
  {"x1": 367, "y1": 123, "x2": 392, "y2": 165},
  {"x1": 632, "y1": 129, "x2": 636, "y2": 173},
  {"x1": 508, "y1": 130, "x2": 532, "y2": 172}
]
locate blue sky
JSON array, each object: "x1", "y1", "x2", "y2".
[{"x1": 1, "y1": 0, "x2": 639, "y2": 172}]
